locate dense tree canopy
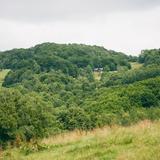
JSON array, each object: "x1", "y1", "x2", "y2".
[
  {"x1": 0, "y1": 43, "x2": 160, "y2": 147},
  {"x1": 138, "y1": 49, "x2": 160, "y2": 66}
]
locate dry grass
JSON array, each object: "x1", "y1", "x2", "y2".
[
  {"x1": 93, "y1": 71, "x2": 102, "y2": 81},
  {"x1": 0, "y1": 69, "x2": 10, "y2": 87},
  {"x1": 2, "y1": 120, "x2": 160, "y2": 160},
  {"x1": 43, "y1": 120, "x2": 152, "y2": 146},
  {"x1": 130, "y1": 62, "x2": 143, "y2": 70},
  {"x1": 42, "y1": 126, "x2": 112, "y2": 146}
]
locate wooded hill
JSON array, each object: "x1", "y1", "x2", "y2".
[{"x1": 0, "y1": 43, "x2": 159, "y2": 147}]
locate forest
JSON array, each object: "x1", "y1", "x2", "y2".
[{"x1": 0, "y1": 43, "x2": 160, "y2": 149}]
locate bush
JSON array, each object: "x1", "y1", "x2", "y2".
[{"x1": 0, "y1": 88, "x2": 59, "y2": 146}]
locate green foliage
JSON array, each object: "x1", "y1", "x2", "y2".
[
  {"x1": 0, "y1": 88, "x2": 59, "y2": 146},
  {"x1": 139, "y1": 49, "x2": 160, "y2": 66},
  {"x1": 0, "y1": 43, "x2": 131, "y2": 76},
  {"x1": 101, "y1": 65, "x2": 160, "y2": 87},
  {"x1": 83, "y1": 77, "x2": 160, "y2": 126},
  {"x1": 0, "y1": 43, "x2": 160, "y2": 147},
  {"x1": 57, "y1": 107, "x2": 94, "y2": 131}
]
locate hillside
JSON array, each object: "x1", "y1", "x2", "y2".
[
  {"x1": 0, "y1": 43, "x2": 130, "y2": 76},
  {"x1": 2, "y1": 120, "x2": 160, "y2": 160},
  {"x1": 0, "y1": 43, "x2": 160, "y2": 159}
]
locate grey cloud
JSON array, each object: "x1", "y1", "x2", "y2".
[
  {"x1": 0, "y1": 0, "x2": 160, "y2": 23},
  {"x1": 0, "y1": 0, "x2": 159, "y2": 55}
]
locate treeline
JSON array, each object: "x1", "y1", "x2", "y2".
[
  {"x1": 101, "y1": 49, "x2": 160, "y2": 87},
  {"x1": 0, "y1": 43, "x2": 131, "y2": 77},
  {"x1": 139, "y1": 49, "x2": 160, "y2": 66},
  {"x1": 101, "y1": 65, "x2": 160, "y2": 87}
]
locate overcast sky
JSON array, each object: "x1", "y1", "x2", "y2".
[{"x1": 0, "y1": 0, "x2": 160, "y2": 55}]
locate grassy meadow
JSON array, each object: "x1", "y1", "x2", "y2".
[
  {"x1": 0, "y1": 69, "x2": 10, "y2": 87},
  {"x1": 2, "y1": 120, "x2": 160, "y2": 160},
  {"x1": 93, "y1": 71, "x2": 102, "y2": 80},
  {"x1": 130, "y1": 62, "x2": 143, "y2": 70}
]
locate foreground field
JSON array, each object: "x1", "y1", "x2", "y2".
[{"x1": 2, "y1": 120, "x2": 160, "y2": 160}]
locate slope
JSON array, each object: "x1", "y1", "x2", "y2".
[{"x1": 2, "y1": 120, "x2": 160, "y2": 160}]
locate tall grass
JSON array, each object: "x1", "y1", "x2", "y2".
[
  {"x1": 130, "y1": 62, "x2": 143, "y2": 70},
  {"x1": 0, "y1": 69, "x2": 10, "y2": 87},
  {"x1": 2, "y1": 120, "x2": 160, "y2": 160},
  {"x1": 93, "y1": 71, "x2": 102, "y2": 81}
]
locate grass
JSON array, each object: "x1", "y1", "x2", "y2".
[
  {"x1": 93, "y1": 62, "x2": 143, "y2": 81},
  {"x1": 0, "y1": 69, "x2": 10, "y2": 87},
  {"x1": 130, "y1": 62, "x2": 143, "y2": 70},
  {"x1": 94, "y1": 71, "x2": 102, "y2": 81},
  {"x1": 2, "y1": 120, "x2": 160, "y2": 160}
]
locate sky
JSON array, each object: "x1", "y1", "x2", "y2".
[{"x1": 0, "y1": 0, "x2": 160, "y2": 55}]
